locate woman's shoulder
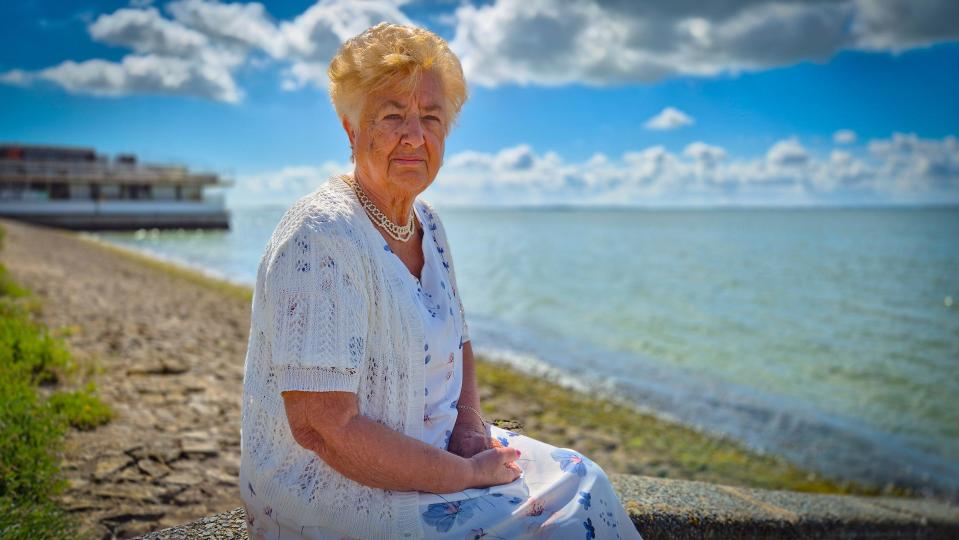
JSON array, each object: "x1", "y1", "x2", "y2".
[
  {"x1": 271, "y1": 176, "x2": 366, "y2": 250},
  {"x1": 415, "y1": 197, "x2": 448, "y2": 238},
  {"x1": 416, "y1": 195, "x2": 438, "y2": 215}
]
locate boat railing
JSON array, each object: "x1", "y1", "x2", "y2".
[{"x1": 0, "y1": 160, "x2": 224, "y2": 185}]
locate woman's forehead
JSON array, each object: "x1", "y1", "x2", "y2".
[{"x1": 368, "y1": 72, "x2": 445, "y2": 111}]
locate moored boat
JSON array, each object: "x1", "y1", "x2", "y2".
[{"x1": 0, "y1": 143, "x2": 231, "y2": 230}]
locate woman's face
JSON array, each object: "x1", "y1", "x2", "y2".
[{"x1": 349, "y1": 70, "x2": 448, "y2": 197}]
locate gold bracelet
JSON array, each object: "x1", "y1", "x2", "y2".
[{"x1": 455, "y1": 404, "x2": 487, "y2": 429}]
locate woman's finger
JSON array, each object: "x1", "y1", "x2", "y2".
[{"x1": 499, "y1": 446, "x2": 520, "y2": 463}]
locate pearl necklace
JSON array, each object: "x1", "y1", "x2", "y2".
[{"x1": 341, "y1": 174, "x2": 416, "y2": 242}]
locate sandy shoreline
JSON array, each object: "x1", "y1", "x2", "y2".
[
  {"x1": 0, "y1": 218, "x2": 892, "y2": 538},
  {"x1": 1, "y1": 219, "x2": 249, "y2": 538}
]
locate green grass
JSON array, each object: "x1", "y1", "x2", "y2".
[
  {"x1": 477, "y1": 359, "x2": 908, "y2": 497},
  {"x1": 0, "y1": 302, "x2": 73, "y2": 385},
  {"x1": 76, "y1": 235, "x2": 253, "y2": 304},
  {"x1": 0, "y1": 225, "x2": 110, "y2": 539},
  {"x1": 47, "y1": 382, "x2": 113, "y2": 431},
  {"x1": 0, "y1": 265, "x2": 30, "y2": 299},
  {"x1": 0, "y1": 301, "x2": 78, "y2": 539},
  {"x1": 47, "y1": 383, "x2": 113, "y2": 431}
]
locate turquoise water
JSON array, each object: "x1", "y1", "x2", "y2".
[{"x1": 89, "y1": 204, "x2": 959, "y2": 496}]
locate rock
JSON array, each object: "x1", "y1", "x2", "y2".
[
  {"x1": 117, "y1": 520, "x2": 160, "y2": 539},
  {"x1": 164, "y1": 472, "x2": 203, "y2": 487},
  {"x1": 68, "y1": 477, "x2": 90, "y2": 490},
  {"x1": 189, "y1": 401, "x2": 218, "y2": 417},
  {"x1": 138, "y1": 458, "x2": 172, "y2": 479},
  {"x1": 124, "y1": 442, "x2": 146, "y2": 455},
  {"x1": 181, "y1": 439, "x2": 219, "y2": 456},
  {"x1": 90, "y1": 483, "x2": 163, "y2": 502},
  {"x1": 205, "y1": 469, "x2": 237, "y2": 485},
  {"x1": 173, "y1": 486, "x2": 206, "y2": 506},
  {"x1": 491, "y1": 419, "x2": 524, "y2": 432},
  {"x1": 220, "y1": 453, "x2": 241, "y2": 476},
  {"x1": 131, "y1": 440, "x2": 183, "y2": 464},
  {"x1": 117, "y1": 465, "x2": 148, "y2": 482},
  {"x1": 57, "y1": 493, "x2": 112, "y2": 512},
  {"x1": 94, "y1": 455, "x2": 133, "y2": 480}
]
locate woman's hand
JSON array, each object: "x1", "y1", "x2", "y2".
[
  {"x1": 468, "y1": 447, "x2": 522, "y2": 488},
  {"x1": 447, "y1": 425, "x2": 490, "y2": 458}
]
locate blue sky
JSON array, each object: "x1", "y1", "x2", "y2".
[{"x1": 1, "y1": 0, "x2": 958, "y2": 207}]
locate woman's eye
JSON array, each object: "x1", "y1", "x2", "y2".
[
  {"x1": 384, "y1": 114, "x2": 402, "y2": 120},
  {"x1": 424, "y1": 115, "x2": 441, "y2": 123}
]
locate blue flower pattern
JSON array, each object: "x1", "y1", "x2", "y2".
[
  {"x1": 579, "y1": 491, "x2": 592, "y2": 510},
  {"x1": 551, "y1": 449, "x2": 591, "y2": 476},
  {"x1": 584, "y1": 518, "x2": 596, "y2": 539},
  {"x1": 421, "y1": 500, "x2": 477, "y2": 533}
]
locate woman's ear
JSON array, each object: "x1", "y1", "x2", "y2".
[
  {"x1": 341, "y1": 116, "x2": 356, "y2": 146},
  {"x1": 341, "y1": 116, "x2": 356, "y2": 162}
]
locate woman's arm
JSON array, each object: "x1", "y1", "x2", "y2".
[
  {"x1": 282, "y1": 387, "x2": 519, "y2": 494},
  {"x1": 447, "y1": 341, "x2": 492, "y2": 458},
  {"x1": 457, "y1": 341, "x2": 483, "y2": 428}
]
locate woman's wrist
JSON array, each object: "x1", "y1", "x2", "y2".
[
  {"x1": 458, "y1": 453, "x2": 478, "y2": 490},
  {"x1": 455, "y1": 404, "x2": 488, "y2": 433}
]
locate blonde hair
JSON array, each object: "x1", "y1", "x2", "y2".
[{"x1": 327, "y1": 23, "x2": 468, "y2": 132}]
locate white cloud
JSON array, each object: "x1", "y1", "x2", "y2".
[
  {"x1": 89, "y1": 7, "x2": 209, "y2": 56},
  {"x1": 4, "y1": 0, "x2": 959, "y2": 99},
  {"x1": 449, "y1": 0, "x2": 959, "y2": 87},
  {"x1": 228, "y1": 134, "x2": 959, "y2": 208},
  {"x1": 417, "y1": 134, "x2": 958, "y2": 206},
  {"x1": 868, "y1": 132, "x2": 959, "y2": 194},
  {"x1": 280, "y1": 61, "x2": 329, "y2": 91},
  {"x1": 166, "y1": 0, "x2": 283, "y2": 56},
  {"x1": 230, "y1": 161, "x2": 350, "y2": 207},
  {"x1": 36, "y1": 53, "x2": 242, "y2": 102},
  {"x1": 852, "y1": 0, "x2": 959, "y2": 51},
  {"x1": 766, "y1": 138, "x2": 809, "y2": 166},
  {"x1": 833, "y1": 129, "x2": 857, "y2": 144},
  {"x1": 0, "y1": 69, "x2": 30, "y2": 85},
  {"x1": 0, "y1": 0, "x2": 410, "y2": 101},
  {"x1": 272, "y1": 0, "x2": 412, "y2": 90},
  {"x1": 683, "y1": 142, "x2": 726, "y2": 164},
  {"x1": 644, "y1": 107, "x2": 694, "y2": 130}
]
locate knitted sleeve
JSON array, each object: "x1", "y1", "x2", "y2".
[{"x1": 264, "y1": 225, "x2": 369, "y2": 393}]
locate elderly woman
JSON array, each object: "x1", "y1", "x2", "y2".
[{"x1": 240, "y1": 23, "x2": 642, "y2": 540}]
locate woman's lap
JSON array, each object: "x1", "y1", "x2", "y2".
[
  {"x1": 416, "y1": 425, "x2": 639, "y2": 539},
  {"x1": 241, "y1": 426, "x2": 640, "y2": 539}
]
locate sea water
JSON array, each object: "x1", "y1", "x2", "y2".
[{"x1": 90, "y1": 204, "x2": 959, "y2": 497}]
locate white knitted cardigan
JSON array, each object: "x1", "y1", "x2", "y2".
[{"x1": 240, "y1": 176, "x2": 468, "y2": 539}]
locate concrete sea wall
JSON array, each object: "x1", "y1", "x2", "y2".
[{"x1": 140, "y1": 474, "x2": 959, "y2": 539}]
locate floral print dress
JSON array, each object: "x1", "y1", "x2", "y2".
[
  {"x1": 410, "y1": 201, "x2": 641, "y2": 539},
  {"x1": 241, "y1": 200, "x2": 641, "y2": 539}
]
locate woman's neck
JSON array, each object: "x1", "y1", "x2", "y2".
[{"x1": 351, "y1": 169, "x2": 416, "y2": 225}]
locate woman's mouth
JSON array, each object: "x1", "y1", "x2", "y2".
[{"x1": 392, "y1": 157, "x2": 424, "y2": 165}]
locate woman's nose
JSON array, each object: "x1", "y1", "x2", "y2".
[{"x1": 401, "y1": 116, "x2": 425, "y2": 147}]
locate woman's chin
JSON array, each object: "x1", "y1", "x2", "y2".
[{"x1": 388, "y1": 171, "x2": 433, "y2": 190}]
